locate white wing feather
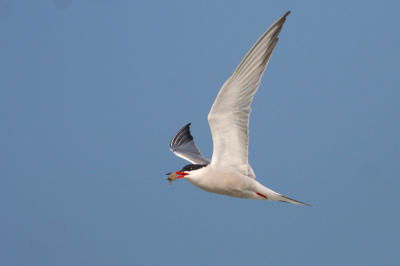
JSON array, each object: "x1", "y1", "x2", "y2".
[{"x1": 208, "y1": 11, "x2": 290, "y2": 178}]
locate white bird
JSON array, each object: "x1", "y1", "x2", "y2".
[{"x1": 168, "y1": 11, "x2": 310, "y2": 206}]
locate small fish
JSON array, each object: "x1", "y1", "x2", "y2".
[{"x1": 166, "y1": 172, "x2": 178, "y2": 183}]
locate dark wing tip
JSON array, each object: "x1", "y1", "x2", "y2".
[
  {"x1": 279, "y1": 11, "x2": 291, "y2": 24},
  {"x1": 170, "y1": 122, "x2": 194, "y2": 148}
]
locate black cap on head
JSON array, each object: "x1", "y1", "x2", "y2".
[{"x1": 180, "y1": 164, "x2": 208, "y2": 172}]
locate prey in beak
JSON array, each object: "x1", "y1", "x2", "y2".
[
  {"x1": 166, "y1": 171, "x2": 188, "y2": 183},
  {"x1": 166, "y1": 164, "x2": 207, "y2": 184}
]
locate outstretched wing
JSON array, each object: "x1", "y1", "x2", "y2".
[
  {"x1": 170, "y1": 123, "x2": 210, "y2": 164},
  {"x1": 208, "y1": 11, "x2": 290, "y2": 178}
]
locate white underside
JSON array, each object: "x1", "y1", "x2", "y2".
[
  {"x1": 182, "y1": 165, "x2": 309, "y2": 206},
  {"x1": 185, "y1": 165, "x2": 280, "y2": 200}
]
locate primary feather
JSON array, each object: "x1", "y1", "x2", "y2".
[{"x1": 170, "y1": 123, "x2": 210, "y2": 165}]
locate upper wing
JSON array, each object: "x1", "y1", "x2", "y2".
[
  {"x1": 207, "y1": 11, "x2": 290, "y2": 178},
  {"x1": 170, "y1": 123, "x2": 210, "y2": 165}
]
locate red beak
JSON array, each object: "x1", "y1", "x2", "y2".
[{"x1": 176, "y1": 171, "x2": 188, "y2": 179}]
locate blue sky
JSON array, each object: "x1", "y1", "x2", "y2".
[{"x1": 1, "y1": 0, "x2": 399, "y2": 265}]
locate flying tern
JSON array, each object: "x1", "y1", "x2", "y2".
[{"x1": 167, "y1": 11, "x2": 309, "y2": 206}]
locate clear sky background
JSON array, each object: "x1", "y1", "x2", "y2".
[{"x1": 1, "y1": 0, "x2": 399, "y2": 265}]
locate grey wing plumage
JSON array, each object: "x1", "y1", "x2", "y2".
[
  {"x1": 207, "y1": 11, "x2": 290, "y2": 178},
  {"x1": 169, "y1": 123, "x2": 210, "y2": 164}
]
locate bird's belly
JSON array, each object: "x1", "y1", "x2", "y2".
[{"x1": 188, "y1": 172, "x2": 256, "y2": 199}]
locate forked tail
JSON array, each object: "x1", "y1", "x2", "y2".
[
  {"x1": 255, "y1": 183, "x2": 311, "y2": 206},
  {"x1": 276, "y1": 194, "x2": 311, "y2": 207}
]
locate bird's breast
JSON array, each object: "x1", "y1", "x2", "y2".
[{"x1": 187, "y1": 168, "x2": 255, "y2": 197}]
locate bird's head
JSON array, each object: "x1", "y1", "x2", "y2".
[{"x1": 166, "y1": 163, "x2": 208, "y2": 183}]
